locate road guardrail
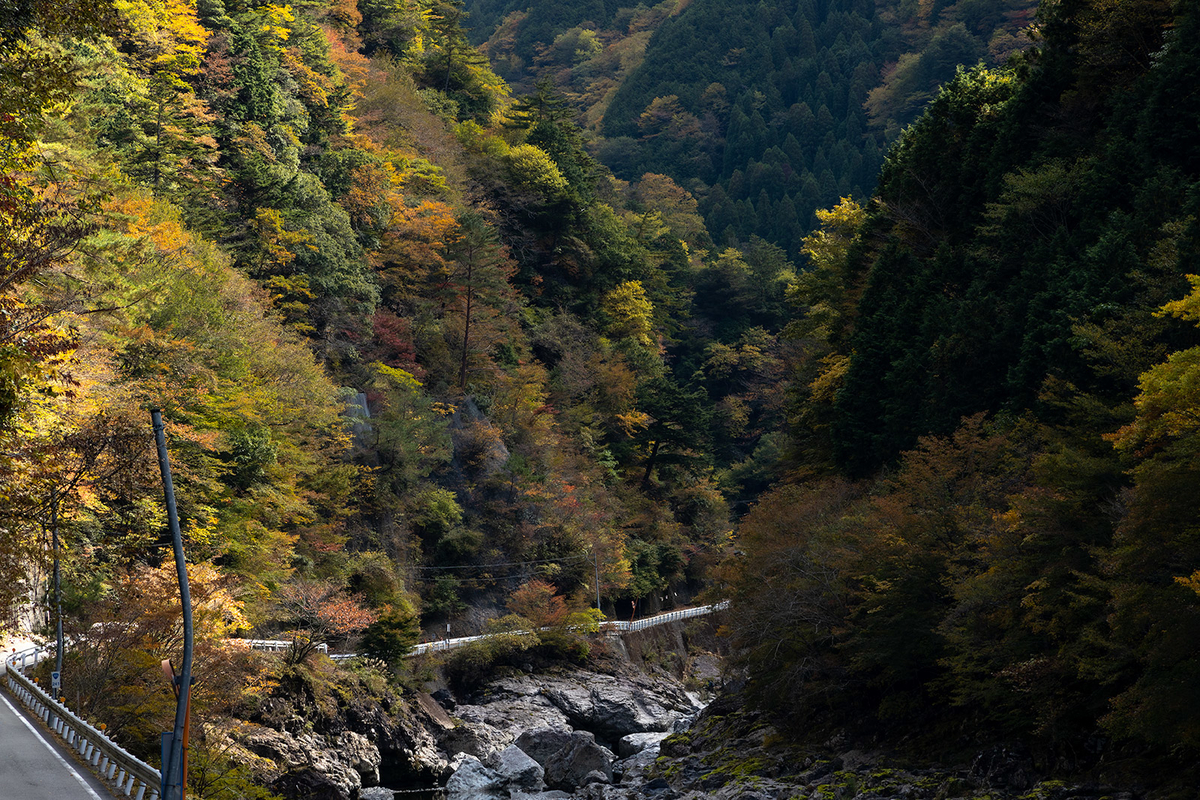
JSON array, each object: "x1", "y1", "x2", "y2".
[{"x1": 3, "y1": 644, "x2": 162, "y2": 800}]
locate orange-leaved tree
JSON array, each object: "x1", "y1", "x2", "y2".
[
  {"x1": 54, "y1": 561, "x2": 257, "y2": 757},
  {"x1": 275, "y1": 579, "x2": 377, "y2": 663},
  {"x1": 507, "y1": 579, "x2": 569, "y2": 629}
]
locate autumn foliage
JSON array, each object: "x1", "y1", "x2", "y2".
[
  {"x1": 506, "y1": 579, "x2": 568, "y2": 629},
  {"x1": 275, "y1": 580, "x2": 378, "y2": 663}
]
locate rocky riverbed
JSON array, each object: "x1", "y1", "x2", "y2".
[
  {"x1": 435, "y1": 663, "x2": 705, "y2": 799},
  {"x1": 432, "y1": 680, "x2": 1142, "y2": 800},
  {"x1": 226, "y1": 646, "x2": 1143, "y2": 800},
  {"x1": 223, "y1": 650, "x2": 711, "y2": 800}
]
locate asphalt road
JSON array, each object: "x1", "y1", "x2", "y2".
[{"x1": 0, "y1": 688, "x2": 115, "y2": 799}]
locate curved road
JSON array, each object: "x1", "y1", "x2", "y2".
[{"x1": 0, "y1": 687, "x2": 114, "y2": 799}]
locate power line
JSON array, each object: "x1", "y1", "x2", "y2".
[{"x1": 410, "y1": 553, "x2": 589, "y2": 572}]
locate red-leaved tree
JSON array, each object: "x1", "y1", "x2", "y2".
[{"x1": 275, "y1": 580, "x2": 377, "y2": 663}]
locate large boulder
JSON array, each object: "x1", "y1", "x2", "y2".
[
  {"x1": 577, "y1": 784, "x2": 644, "y2": 800},
  {"x1": 488, "y1": 744, "x2": 545, "y2": 793},
  {"x1": 446, "y1": 747, "x2": 548, "y2": 800},
  {"x1": 612, "y1": 744, "x2": 662, "y2": 788},
  {"x1": 439, "y1": 718, "x2": 514, "y2": 760},
  {"x1": 270, "y1": 768, "x2": 355, "y2": 800},
  {"x1": 454, "y1": 669, "x2": 699, "y2": 745},
  {"x1": 535, "y1": 671, "x2": 698, "y2": 740},
  {"x1": 515, "y1": 727, "x2": 615, "y2": 791},
  {"x1": 359, "y1": 789, "x2": 396, "y2": 800},
  {"x1": 510, "y1": 727, "x2": 578, "y2": 765},
  {"x1": 454, "y1": 675, "x2": 572, "y2": 737},
  {"x1": 446, "y1": 755, "x2": 506, "y2": 800},
  {"x1": 616, "y1": 732, "x2": 669, "y2": 758}
]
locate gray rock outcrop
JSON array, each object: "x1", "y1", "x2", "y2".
[
  {"x1": 238, "y1": 724, "x2": 369, "y2": 800},
  {"x1": 445, "y1": 747, "x2": 548, "y2": 800},
  {"x1": 514, "y1": 727, "x2": 614, "y2": 791},
  {"x1": 359, "y1": 789, "x2": 396, "y2": 800},
  {"x1": 447, "y1": 755, "x2": 506, "y2": 799},
  {"x1": 616, "y1": 731, "x2": 669, "y2": 758},
  {"x1": 455, "y1": 668, "x2": 700, "y2": 749},
  {"x1": 440, "y1": 718, "x2": 514, "y2": 760},
  {"x1": 337, "y1": 731, "x2": 382, "y2": 784}
]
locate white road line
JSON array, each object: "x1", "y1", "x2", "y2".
[{"x1": 0, "y1": 690, "x2": 106, "y2": 800}]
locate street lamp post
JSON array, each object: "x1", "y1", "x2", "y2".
[{"x1": 152, "y1": 410, "x2": 193, "y2": 800}]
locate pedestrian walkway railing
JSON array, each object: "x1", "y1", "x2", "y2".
[
  {"x1": 3, "y1": 644, "x2": 162, "y2": 800},
  {"x1": 305, "y1": 600, "x2": 731, "y2": 661},
  {"x1": 600, "y1": 600, "x2": 731, "y2": 633},
  {"x1": 245, "y1": 638, "x2": 328, "y2": 654}
]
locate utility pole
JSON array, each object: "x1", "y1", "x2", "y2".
[
  {"x1": 52, "y1": 487, "x2": 62, "y2": 697},
  {"x1": 52, "y1": 484, "x2": 62, "y2": 681},
  {"x1": 152, "y1": 410, "x2": 193, "y2": 800},
  {"x1": 591, "y1": 548, "x2": 601, "y2": 613}
]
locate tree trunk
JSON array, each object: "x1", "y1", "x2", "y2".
[
  {"x1": 641, "y1": 439, "x2": 661, "y2": 487},
  {"x1": 459, "y1": 273, "x2": 473, "y2": 389}
]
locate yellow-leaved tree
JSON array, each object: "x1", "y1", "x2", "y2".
[
  {"x1": 601, "y1": 280, "x2": 655, "y2": 347},
  {"x1": 1104, "y1": 251, "x2": 1200, "y2": 748},
  {"x1": 783, "y1": 196, "x2": 866, "y2": 472}
]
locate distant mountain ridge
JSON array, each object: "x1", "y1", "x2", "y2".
[{"x1": 467, "y1": 0, "x2": 1036, "y2": 260}]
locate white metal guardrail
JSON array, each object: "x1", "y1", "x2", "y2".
[
  {"x1": 3, "y1": 644, "x2": 162, "y2": 800},
  {"x1": 246, "y1": 639, "x2": 328, "y2": 654},
  {"x1": 602, "y1": 600, "x2": 731, "y2": 633}
]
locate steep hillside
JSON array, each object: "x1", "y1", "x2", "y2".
[
  {"x1": 6, "y1": 0, "x2": 1200, "y2": 796},
  {"x1": 0, "y1": 0, "x2": 750, "y2": 782},
  {"x1": 725, "y1": 0, "x2": 1200, "y2": 791}
]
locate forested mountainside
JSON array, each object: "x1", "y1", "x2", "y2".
[
  {"x1": 3, "y1": 0, "x2": 1200, "y2": 795},
  {"x1": 468, "y1": 0, "x2": 1037, "y2": 261},
  {"x1": 727, "y1": 0, "x2": 1200, "y2": 788}
]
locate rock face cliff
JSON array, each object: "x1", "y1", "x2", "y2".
[
  {"x1": 226, "y1": 624, "x2": 718, "y2": 800},
  {"x1": 225, "y1": 665, "x2": 451, "y2": 799}
]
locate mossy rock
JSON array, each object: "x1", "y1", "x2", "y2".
[{"x1": 660, "y1": 731, "x2": 692, "y2": 757}]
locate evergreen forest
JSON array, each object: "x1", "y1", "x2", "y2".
[{"x1": 2, "y1": 0, "x2": 1200, "y2": 796}]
